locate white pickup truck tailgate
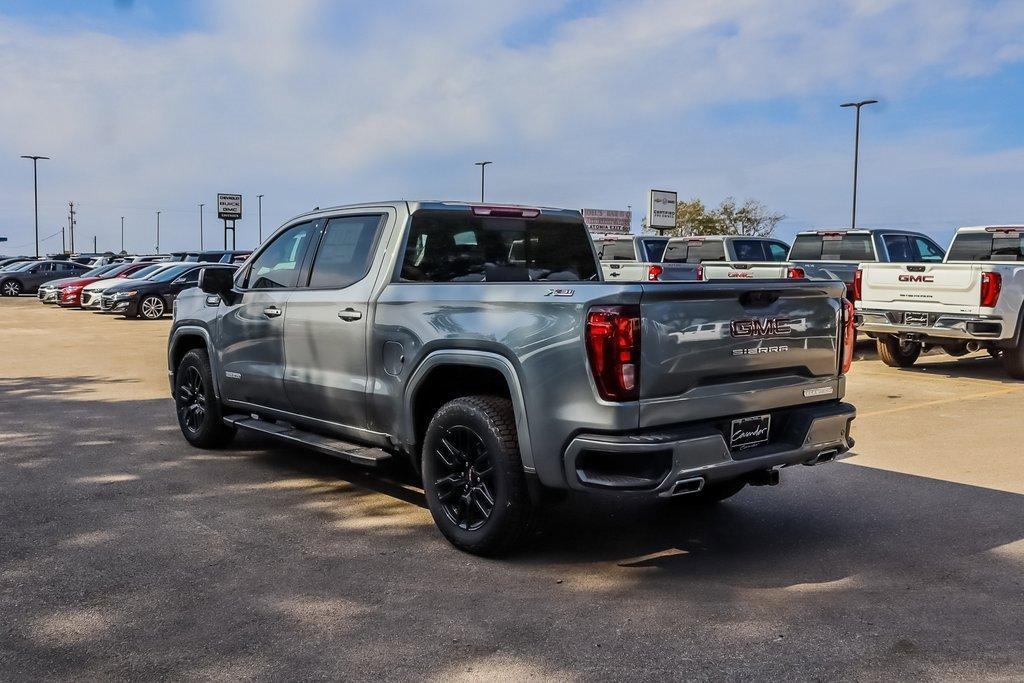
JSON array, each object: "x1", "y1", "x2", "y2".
[
  {"x1": 859, "y1": 263, "x2": 984, "y2": 314},
  {"x1": 702, "y1": 262, "x2": 789, "y2": 280}
]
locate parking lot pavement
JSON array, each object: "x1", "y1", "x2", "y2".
[{"x1": 1, "y1": 297, "x2": 1022, "y2": 680}]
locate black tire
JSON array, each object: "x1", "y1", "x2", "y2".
[
  {"x1": 876, "y1": 335, "x2": 921, "y2": 368},
  {"x1": 174, "y1": 349, "x2": 236, "y2": 448},
  {"x1": 138, "y1": 295, "x2": 166, "y2": 319},
  {"x1": 1001, "y1": 339, "x2": 1024, "y2": 379},
  {"x1": 1, "y1": 279, "x2": 22, "y2": 297},
  {"x1": 422, "y1": 396, "x2": 533, "y2": 556}
]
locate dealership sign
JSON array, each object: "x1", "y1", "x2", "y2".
[
  {"x1": 217, "y1": 193, "x2": 242, "y2": 220},
  {"x1": 647, "y1": 189, "x2": 677, "y2": 230},
  {"x1": 582, "y1": 208, "x2": 632, "y2": 234}
]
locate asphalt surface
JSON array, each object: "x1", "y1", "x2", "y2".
[{"x1": 1, "y1": 297, "x2": 1022, "y2": 680}]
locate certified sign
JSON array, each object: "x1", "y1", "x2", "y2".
[
  {"x1": 647, "y1": 189, "x2": 677, "y2": 230},
  {"x1": 217, "y1": 193, "x2": 242, "y2": 220},
  {"x1": 582, "y1": 208, "x2": 631, "y2": 234}
]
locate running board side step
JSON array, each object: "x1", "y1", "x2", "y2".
[{"x1": 224, "y1": 415, "x2": 391, "y2": 467}]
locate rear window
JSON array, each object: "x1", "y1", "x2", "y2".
[
  {"x1": 400, "y1": 211, "x2": 598, "y2": 282},
  {"x1": 663, "y1": 240, "x2": 726, "y2": 263},
  {"x1": 946, "y1": 231, "x2": 1024, "y2": 262},
  {"x1": 790, "y1": 234, "x2": 875, "y2": 261},
  {"x1": 596, "y1": 240, "x2": 637, "y2": 261}
]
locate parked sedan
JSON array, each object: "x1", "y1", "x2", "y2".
[
  {"x1": 0, "y1": 260, "x2": 90, "y2": 296},
  {"x1": 100, "y1": 263, "x2": 237, "y2": 319},
  {"x1": 57, "y1": 262, "x2": 154, "y2": 307},
  {"x1": 80, "y1": 263, "x2": 177, "y2": 309},
  {"x1": 38, "y1": 263, "x2": 124, "y2": 303}
]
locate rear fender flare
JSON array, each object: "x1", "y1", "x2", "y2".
[{"x1": 404, "y1": 350, "x2": 535, "y2": 472}]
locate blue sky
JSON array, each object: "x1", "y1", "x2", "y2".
[{"x1": 1, "y1": 0, "x2": 1024, "y2": 254}]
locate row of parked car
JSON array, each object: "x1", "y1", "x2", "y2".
[{"x1": 0, "y1": 250, "x2": 248, "y2": 318}]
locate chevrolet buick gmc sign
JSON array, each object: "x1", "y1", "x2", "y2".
[
  {"x1": 646, "y1": 189, "x2": 677, "y2": 229},
  {"x1": 217, "y1": 193, "x2": 242, "y2": 220}
]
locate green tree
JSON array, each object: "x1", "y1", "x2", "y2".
[{"x1": 646, "y1": 197, "x2": 785, "y2": 238}]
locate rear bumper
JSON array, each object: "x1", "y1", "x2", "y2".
[
  {"x1": 857, "y1": 309, "x2": 1007, "y2": 341},
  {"x1": 562, "y1": 401, "x2": 856, "y2": 496}
]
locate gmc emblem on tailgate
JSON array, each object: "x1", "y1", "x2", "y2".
[
  {"x1": 898, "y1": 274, "x2": 934, "y2": 283},
  {"x1": 730, "y1": 318, "x2": 793, "y2": 337}
]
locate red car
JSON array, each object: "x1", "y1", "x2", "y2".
[{"x1": 57, "y1": 262, "x2": 153, "y2": 307}]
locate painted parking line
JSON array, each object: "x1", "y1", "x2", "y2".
[{"x1": 857, "y1": 386, "x2": 1024, "y2": 419}]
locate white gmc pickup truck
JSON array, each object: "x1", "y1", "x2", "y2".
[
  {"x1": 856, "y1": 226, "x2": 1024, "y2": 377},
  {"x1": 662, "y1": 235, "x2": 797, "y2": 280}
]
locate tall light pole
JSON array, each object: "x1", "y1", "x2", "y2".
[
  {"x1": 120, "y1": 216, "x2": 125, "y2": 253},
  {"x1": 474, "y1": 161, "x2": 492, "y2": 202},
  {"x1": 840, "y1": 99, "x2": 878, "y2": 230},
  {"x1": 156, "y1": 210, "x2": 161, "y2": 252},
  {"x1": 257, "y1": 194, "x2": 264, "y2": 243},
  {"x1": 198, "y1": 203, "x2": 204, "y2": 250},
  {"x1": 20, "y1": 155, "x2": 49, "y2": 258}
]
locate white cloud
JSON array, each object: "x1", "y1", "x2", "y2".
[{"x1": 0, "y1": 0, "x2": 1023, "y2": 252}]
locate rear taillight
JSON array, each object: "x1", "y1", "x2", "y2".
[
  {"x1": 841, "y1": 299, "x2": 856, "y2": 374},
  {"x1": 695, "y1": 264, "x2": 704, "y2": 280},
  {"x1": 787, "y1": 266, "x2": 805, "y2": 279},
  {"x1": 586, "y1": 305, "x2": 641, "y2": 402},
  {"x1": 981, "y1": 271, "x2": 1001, "y2": 307},
  {"x1": 852, "y1": 268, "x2": 863, "y2": 302},
  {"x1": 647, "y1": 264, "x2": 663, "y2": 281}
]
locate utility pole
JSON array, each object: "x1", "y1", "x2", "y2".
[
  {"x1": 68, "y1": 201, "x2": 76, "y2": 253},
  {"x1": 93, "y1": 235, "x2": 97, "y2": 253},
  {"x1": 840, "y1": 99, "x2": 878, "y2": 230},
  {"x1": 474, "y1": 161, "x2": 492, "y2": 202},
  {"x1": 257, "y1": 194, "x2": 264, "y2": 243},
  {"x1": 61, "y1": 227, "x2": 65, "y2": 254},
  {"x1": 20, "y1": 155, "x2": 49, "y2": 258},
  {"x1": 156, "y1": 211, "x2": 161, "y2": 252},
  {"x1": 198, "y1": 203, "x2": 204, "y2": 250},
  {"x1": 120, "y1": 216, "x2": 124, "y2": 252}
]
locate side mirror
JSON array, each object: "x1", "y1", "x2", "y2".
[{"x1": 199, "y1": 267, "x2": 234, "y2": 298}]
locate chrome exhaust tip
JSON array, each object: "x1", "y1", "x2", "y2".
[
  {"x1": 669, "y1": 477, "x2": 705, "y2": 496},
  {"x1": 966, "y1": 341, "x2": 982, "y2": 353},
  {"x1": 804, "y1": 448, "x2": 840, "y2": 466}
]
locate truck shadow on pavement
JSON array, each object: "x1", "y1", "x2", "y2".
[{"x1": 2, "y1": 375, "x2": 1023, "y2": 678}]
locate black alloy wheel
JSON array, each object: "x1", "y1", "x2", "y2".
[
  {"x1": 174, "y1": 349, "x2": 236, "y2": 448},
  {"x1": 431, "y1": 425, "x2": 496, "y2": 531},
  {"x1": 176, "y1": 365, "x2": 207, "y2": 435}
]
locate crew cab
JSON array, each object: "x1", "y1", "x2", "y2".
[
  {"x1": 594, "y1": 234, "x2": 699, "y2": 282},
  {"x1": 789, "y1": 229, "x2": 946, "y2": 297},
  {"x1": 856, "y1": 226, "x2": 1024, "y2": 377},
  {"x1": 662, "y1": 235, "x2": 795, "y2": 280},
  {"x1": 168, "y1": 201, "x2": 857, "y2": 556}
]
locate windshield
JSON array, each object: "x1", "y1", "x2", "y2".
[
  {"x1": 82, "y1": 263, "x2": 119, "y2": 277},
  {"x1": 9, "y1": 261, "x2": 38, "y2": 272},
  {"x1": 151, "y1": 264, "x2": 193, "y2": 282},
  {"x1": 131, "y1": 265, "x2": 165, "y2": 279}
]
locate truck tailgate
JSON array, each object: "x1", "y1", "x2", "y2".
[
  {"x1": 639, "y1": 281, "x2": 844, "y2": 428},
  {"x1": 860, "y1": 263, "x2": 983, "y2": 313},
  {"x1": 702, "y1": 262, "x2": 790, "y2": 280}
]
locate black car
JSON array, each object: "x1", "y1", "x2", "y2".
[
  {"x1": 0, "y1": 259, "x2": 90, "y2": 296},
  {"x1": 100, "y1": 263, "x2": 237, "y2": 319}
]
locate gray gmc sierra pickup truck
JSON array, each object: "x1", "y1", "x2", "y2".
[{"x1": 168, "y1": 201, "x2": 857, "y2": 555}]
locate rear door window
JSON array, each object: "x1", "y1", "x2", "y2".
[
  {"x1": 400, "y1": 211, "x2": 598, "y2": 282},
  {"x1": 882, "y1": 235, "x2": 913, "y2": 261},
  {"x1": 307, "y1": 215, "x2": 383, "y2": 288},
  {"x1": 732, "y1": 240, "x2": 768, "y2": 261},
  {"x1": 766, "y1": 242, "x2": 789, "y2": 262}
]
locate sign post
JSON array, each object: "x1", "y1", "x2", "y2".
[
  {"x1": 581, "y1": 208, "x2": 632, "y2": 236},
  {"x1": 646, "y1": 189, "x2": 677, "y2": 234},
  {"x1": 217, "y1": 193, "x2": 242, "y2": 250}
]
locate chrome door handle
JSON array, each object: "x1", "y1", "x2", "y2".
[
  {"x1": 338, "y1": 308, "x2": 363, "y2": 321},
  {"x1": 263, "y1": 306, "x2": 282, "y2": 318}
]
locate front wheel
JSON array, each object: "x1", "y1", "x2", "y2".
[
  {"x1": 422, "y1": 396, "x2": 533, "y2": 556},
  {"x1": 138, "y1": 295, "x2": 166, "y2": 319},
  {"x1": 877, "y1": 335, "x2": 921, "y2": 368},
  {"x1": 175, "y1": 349, "x2": 236, "y2": 448},
  {"x1": 1, "y1": 279, "x2": 22, "y2": 297}
]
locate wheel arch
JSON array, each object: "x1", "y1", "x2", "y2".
[
  {"x1": 404, "y1": 350, "x2": 535, "y2": 472},
  {"x1": 168, "y1": 326, "x2": 220, "y2": 399}
]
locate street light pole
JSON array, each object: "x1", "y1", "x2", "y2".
[
  {"x1": 156, "y1": 210, "x2": 161, "y2": 252},
  {"x1": 20, "y1": 155, "x2": 49, "y2": 258},
  {"x1": 840, "y1": 99, "x2": 878, "y2": 230},
  {"x1": 474, "y1": 161, "x2": 492, "y2": 202},
  {"x1": 257, "y1": 194, "x2": 264, "y2": 243},
  {"x1": 120, "y1": 216, "x2": 124, "y2": 253},
  {"x1": 198, "y1": 203, "x2": 204, "y2": 250}
]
